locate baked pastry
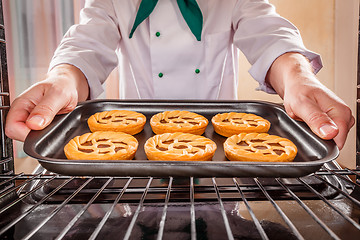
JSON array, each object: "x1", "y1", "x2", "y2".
[
  {"x1": 144, "y1": 132, "x2": 217, "y2": 161},
  {"x1": 224, "y1": 133, "x2": 297, "y2": 162},
  {"x1": 150, "y1": 110, "x2": 208, "y2": 135},
  {"x1": 64, "y1": 131, "x2": 138, "y2": 160},
  {"x1": 212, "y1": 112, "x2": 270, "y2": 137},
  {"x1": 87, "y1": 110, "x2": 146, "y2": 135}
]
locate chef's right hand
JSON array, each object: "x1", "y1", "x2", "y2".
[{"x1": 5, "y1": 64, "x2": 89, "y2": 142}]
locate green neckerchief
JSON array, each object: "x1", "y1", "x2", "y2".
[{"x1": 129, "y1": 0, "x2": 203, "y2": 41}]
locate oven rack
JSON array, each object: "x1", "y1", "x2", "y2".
[
  {"x1": 0, "y1": 0, "x2": 13, "y2": 176},
  {"x1": 0, "y1": 2, "x2": 359, "y2": 240},
  {"x1": 0, "y1": 164, "x2": 359, "y2": 239}
]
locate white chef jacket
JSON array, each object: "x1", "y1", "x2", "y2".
[{"x1": 49, "y1": 0, "x2": 322, "y2": 100}]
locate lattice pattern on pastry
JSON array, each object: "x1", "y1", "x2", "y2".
[
  {"x1": 224, "y1": 133, "x2": 297, "y2": 162},
  {"x1": 96, "y1": 113, "x2": 139, "y2": 125},
  {"x1": 150, "y1": 110, "x2": 208, "y2": 135},
  {"x1": 145, "y1": 132, "x2": 216, "y2": 161},
  {"x1": 77, "y1": 138, "x2": 128, "y2": 155},
  {"x1": 64, "y1": 131, "x2": 138, "y2": 160},
  {"x1": 88, "y1": 110, "x2": 146, "y2": 135},
  {"x1": 212, "y1": 112, "x2": 271, "y2": 137}
]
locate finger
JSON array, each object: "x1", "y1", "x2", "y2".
[
  {"x1": 5, "y1": 99, "x2": 35, "y2": 141},
  {"x1": 290, "y1": 99, "x2": 339, "y2": 141},
  {"x1": 26, "y1": 88, "x2": 76, "y2": 130},
  {"x1": 283, "y1": 104, "x2": 303, "y2": 121},
  {"x1": 327, "y1": 110, "x2": 355, "y2": 150}
]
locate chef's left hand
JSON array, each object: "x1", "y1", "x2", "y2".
[{"x1": 266, "y1": 52, "x2": 355, "y2": 150}]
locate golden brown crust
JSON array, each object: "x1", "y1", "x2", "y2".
[
  {"x1": 64, "y1": 131, "x2": 138, "y2": 160},
  {"x1": 87, "y1": 110, "x2": 146, "y2": 135},
  {"x1": 150, "y1": 110, "x2": 208, "y2": 135},
  {"x1": 224, "y1": 133, "x2": 297, "y2": 162},
  {"x1": 144, "y1": 132, "x2": 217, "y2": 161},
  {"x1": 212, "y1": 112, "x2": 270, "y2": 137}
]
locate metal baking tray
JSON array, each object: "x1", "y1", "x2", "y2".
[{"x1": 24, "y1": 100, "x2": 339, "y2": 177}]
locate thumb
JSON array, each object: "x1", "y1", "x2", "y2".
[
  {"x1": 287, "y1": 100, "x2": 339, "y2": 140},
  {"x1": 26, "y1": 90, "x2": 77, "y2": 130}
]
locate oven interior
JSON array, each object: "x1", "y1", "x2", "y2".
[{"x1": 1, "y1": 2, "x2": 360, "y2": 240}]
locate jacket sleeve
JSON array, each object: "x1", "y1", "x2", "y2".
[
  {"x1": 49, "y1": 0, "x2": 120, "y2": 99},
  {"x1": 232, "y1": 0, "x2": 322, "y2": 93}
]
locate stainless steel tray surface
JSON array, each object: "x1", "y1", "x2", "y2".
[{"x1": 24, "y1": 100, "x2": 339, "y2": 177}]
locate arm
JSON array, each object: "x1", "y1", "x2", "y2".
[
  {"x1": 231, "y1": 0, "x2": 354, "y2": 148},
  {"x1": 266, "y1": 52, "x2": 355, "y2": 149},
  {"x1": 49, "y1": 0, "x2": 120, "y2": 99},
  {"x1": 5, "y1": 64, "x2": 89, "y2": 142},
  {"x1": 232, "y1": 0, "x2": 322, "y2": 92},
  {"x1": 6, "y1": 0, "x2": 121, "y2": 142}
]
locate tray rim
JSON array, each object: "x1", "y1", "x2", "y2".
[{"x1": 23, "y1": 99, "x2": 340, "y2": 176}]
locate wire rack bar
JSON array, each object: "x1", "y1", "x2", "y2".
[
  {"x1": 0, "y1": 171, "x2": 358, "y2": 239},
  {"x1": 212, "y1": 177, "x2": 234, "y2": 240},
  {"x1": 325, "y1": 169, "x2": 360, "y2": 188},
  {"x1": 0, "y1": 174, "x2": 57, "y2": 215},
  {"x1": 55, "y1": 177, "x2": 114, "y2": 240},
  {"x1": 22, "y1": 177, "x2": 94, "y2": 240},
  {"x1": 344, "y1": 168, "x2": 360, "y2": 178},
  {"x1": 0, "y1": 171, "x2": 12, "y2": 178},
  {"x1": 189, "y1": 176, "x2": 197, "y2": 240},
  {"x1": 0, "y1": 156, "x2": 12, "y2": 166},
  {"x1": 276, "y1": 178, "x2": 341, "y2": 240},
  {"x1": 313, "y1": 174, "x2": 360, "y2": 207},
  {"x1": 297, "y1": 177, "x2": 360, "y2": 230},
  {"x1": 88, "y1": 178, "x2": 133, "y2": 240},
  {"x1": 0, "y1": 172, "x2": 22, "y2": 189},
  {"x1": 0, "y1": 177, "x2": 74, "y2": 236},
  {"x1": 123, "y1": 177, "x2": 153, "y2": 240},
  {"x1": 0, "y1": 172, "x2": 42, "y2": 200},
  {"x1": 314, "y1": 169, "x2": 360, "y2": 175},
  {"x1": 253, "y1": 177, "x2": 305, "y2": 240},
  {"x1": 156, "y1": 177, "x2": 173, "y2": 240},
  {"x1": 2, "y1": 169, "x2": 358, "y2": 181},
  {"x1": 233, "y1": 177, "x2": 269, "y2": 240}
]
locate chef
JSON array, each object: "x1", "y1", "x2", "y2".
[{"x1": 5, "y1": 0, "x2": 354, "y2": 149}]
